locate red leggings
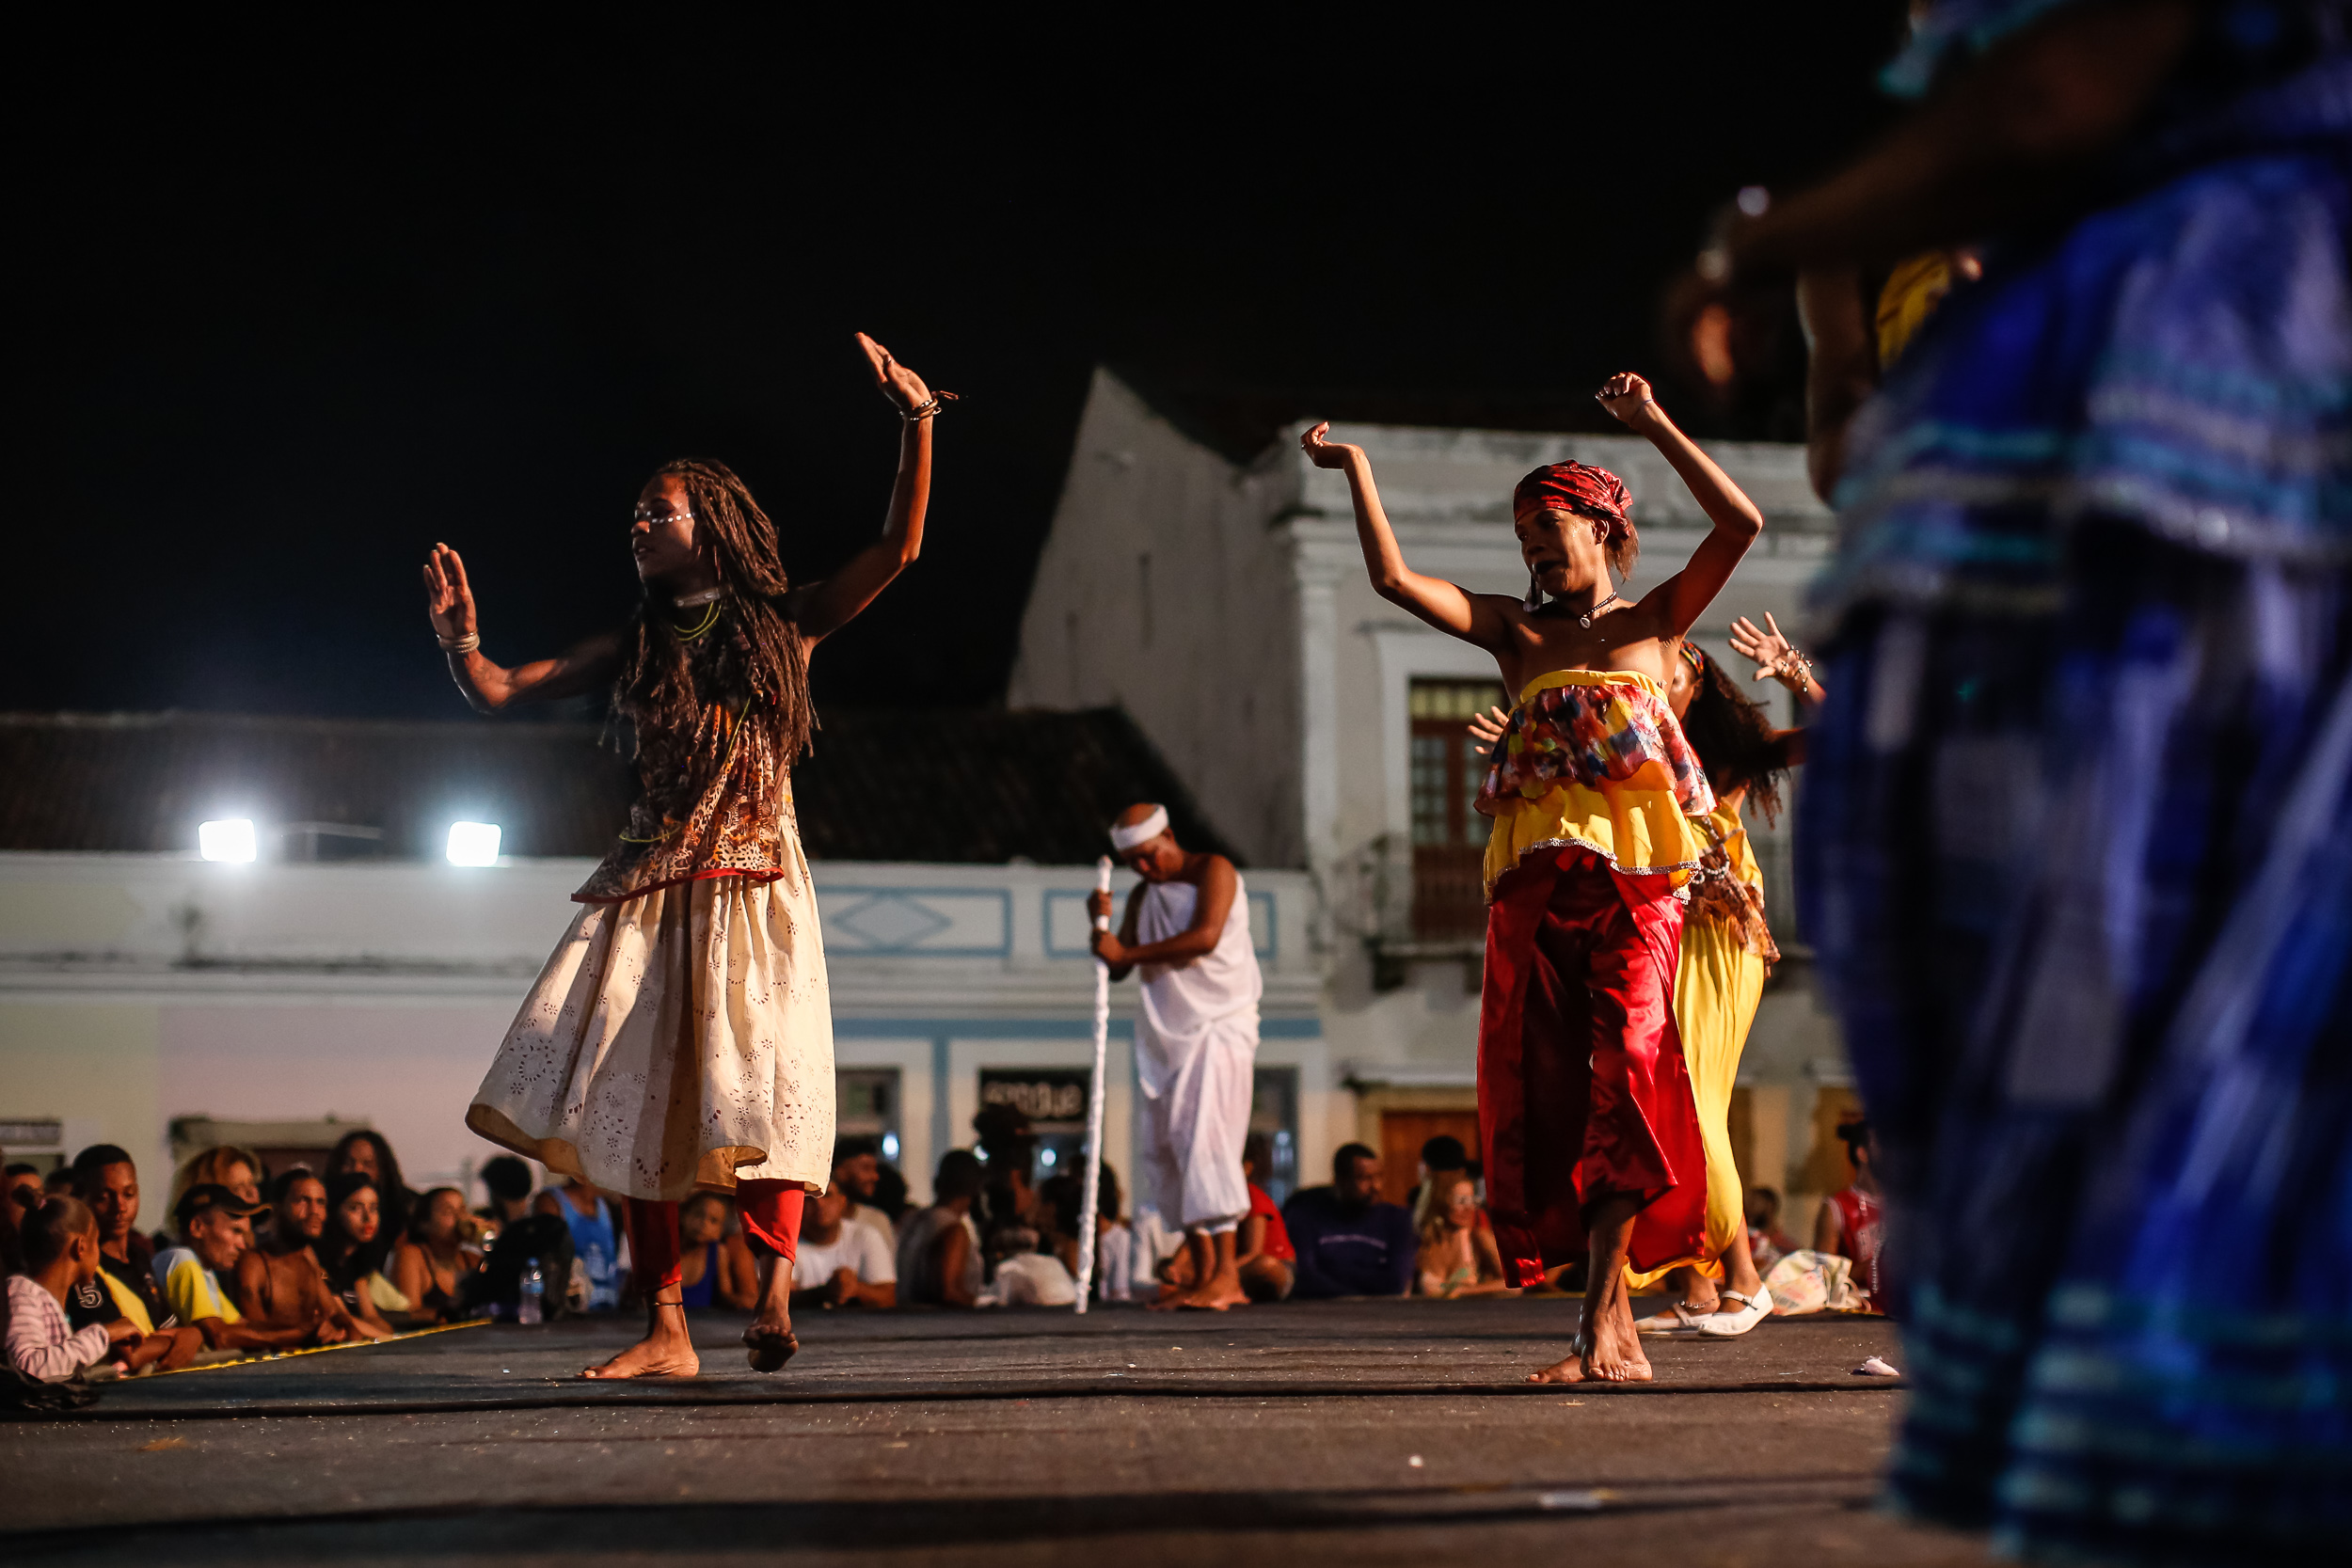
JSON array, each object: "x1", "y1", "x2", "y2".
[{"x1": 627, "y1": 1181, "x2": 803, "y2": 1296}]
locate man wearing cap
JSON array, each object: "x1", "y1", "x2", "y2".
[
  {"x1": 151, "y1": 1184, "x2": 319, "y2": 1354},
  {"x1": 1090, "y1": 802, "x2": 1263, "y2": 1311}
]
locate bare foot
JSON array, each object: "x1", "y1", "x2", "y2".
[
  {"x1": 1527, "y1": 1336, "x2": 1597, "y2": 1384},
  {"x1": 1582, "y1": 1291, "x2": 1654, "y2": 1382},
  {"x1": 1176, "y1": 1269, "x2": 1249, "y2": 1311},
  {"x1": 581, "y1": 1325, "x2": 699, "y2": 1380},
  {"x1": 740, "y1": 1255, "x2": 798, "y2": 1372}
]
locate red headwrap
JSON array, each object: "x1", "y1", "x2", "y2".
[{"x1": 1513, "y1": 461, "x2": 1632, "y2": 532}]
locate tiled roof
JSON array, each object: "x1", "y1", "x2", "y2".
[{"x1": 0, "y1": 708, "x2": 1240, "y2": 866}]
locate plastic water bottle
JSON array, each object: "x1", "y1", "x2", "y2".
[{"x1": 517, "y1": 1261, "x2": 544, "y2": 1325}]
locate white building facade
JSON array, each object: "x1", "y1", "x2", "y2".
[{"x1": 0, "y1": 851, "x2": 1322, "y2": 1210}]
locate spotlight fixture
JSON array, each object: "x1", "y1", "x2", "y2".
[
  {"x1": 445, "y1": 821, "x2": 502, "y2": 866},
  {"x1": 198, "y1": 819, "x2": 258, "y2": 863}
]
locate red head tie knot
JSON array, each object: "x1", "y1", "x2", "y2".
[{"x1": 1513, "y1": 461, "x2": 1632, "y2": 535}]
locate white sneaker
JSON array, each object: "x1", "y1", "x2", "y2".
[{"x1": 1694, "y1": 1287, "x2": 1772, "y2": 1337}]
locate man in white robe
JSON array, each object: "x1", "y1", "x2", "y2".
[{"x1": 1089, "y1": 802, "x2": 1262, "y2": 1310}]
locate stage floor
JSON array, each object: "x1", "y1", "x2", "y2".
[{"x1": 4, "y1": 1297, "x2": 1989, "y2": 1566}]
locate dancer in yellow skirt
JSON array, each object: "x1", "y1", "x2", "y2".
[{"x1": 1470, "y1": 631, "x2": 1805, "y2": 1337}]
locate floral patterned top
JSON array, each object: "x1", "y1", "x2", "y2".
[{"x1": 1475, "y1": 669, "x2": 1715, "y2": 895}]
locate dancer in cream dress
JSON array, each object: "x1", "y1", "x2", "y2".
[{"x1": 422, "y1": 332, "x2": 947, "y2": 1379}]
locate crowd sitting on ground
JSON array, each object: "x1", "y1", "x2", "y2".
[{"x1": 4, "y1": 1106, "x2": 1863, "y2": 1386}]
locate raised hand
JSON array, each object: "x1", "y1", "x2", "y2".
[
  {"x1": 1465, "y1": 704, "x2": 1509, "y2": 757},
  {"x1": 1299, "y1": 421, "x2": 1364, "y2": 470},
  {"x1": 422, "y1": 545, "x2": 479, "y2": 646},
  {"x1": 1596, "y1": 372, "x2": 1661, "y2": 431},
  {"x1": 857, "y1": 331, "x2": 947, "y2": 416},
  {"x1": 1728, "y1": 612, "x2": 1795, "y2": 680}
]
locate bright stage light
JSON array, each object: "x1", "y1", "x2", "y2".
[
  {"x1": 199, "y1": 819, "x2": 257, "y2": 863},
  {"x1": 881, "y1": 1132, "x2": 899, "y2": 1162},
  {"x1": 1040, "y1": 1147, "x2": 1057, "y2": 1168},
  {"x1": 445, "y1": 821, "x2": 502, "y2": 865}
]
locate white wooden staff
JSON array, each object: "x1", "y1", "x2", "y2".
[{"x1": 1073, "y1": 854, "x2": 1113, "y2": 1312}]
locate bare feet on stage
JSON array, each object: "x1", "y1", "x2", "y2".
[
  {"x1": 1151, "y1": 1228, "x2": 1250, "y2": 1311},
  {"x1": 1528, "y1": 1195, "x2": 1654, "y2": 1384},
  {"x1": 743, "y1": 1252, "x2": 799, "y2": 1372},
  {"x1": 581, "y1": 1295, "x2": 700, "y2": 1380}
]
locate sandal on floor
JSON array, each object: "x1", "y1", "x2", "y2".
[
  {"x1": 1694, "y1": 1287, "x2": 1772, "y2": 1338},
  {"x1": 1632, "y1": 1300, "x2": 1713, "y2": 1335},
  {"x1": 744, "y1": 1327, "x2": 800, "y2": 1372}
]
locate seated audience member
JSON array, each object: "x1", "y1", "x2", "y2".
[
  {"x1": 1039, "y1": 1164, "x2": 1136, "y2": 1302},
  {"x1": 1745, "y1": 1187, "x2": 1792, "y2": 1274},
  {"x1": 238, "y1": 1170, "x2": 384, "y2": 1343},
  {"x1": 1815, "y1": 1122, "x2": 1884, "y2": 1309},
  {"x1": 830, "y1": 1138, "x2": 896, "y2": 1248},
  {"x1": 8, "y1": 1197, "x2": 141, "y2": 1382},
  {"x1": 391, "y1": 1187, "x2": 482, "y2": 1325},
  {"x1": 476, "y1": 1156, "x2": 536, "y2": 1239},
  {"x1": 1237, "y1": 1136, "x2": 1296, "y2": 1304},
  {"x1": 7, "y1": 1164, "x2": 44, "y2": 1215},
  {"x1": 167, "y1": 1146, "x2": 265, "y2": 1229},
  {"x1": 0, "y1": 1157, "x2": 23, "y2": 1280},
  {"x1": 316, "y1": 1175, "x2": 399, "y2": 1336},
  {"x1": 1414, "y1": 1171, "x2": 1512, "y2": 1298},
  {"x1": 897, "y1": 1150, "x2": 985, "y2": 1308},
  {"x1": 1281, "y1": 1145, "x2": 1416, "y2": 1299},
  {"x1": 328, "y1": 1131, "x2": 416, "y2": 1239},
  {"x1": 970, "y1": 1103, "x2": 1039, "y2": 1258},
  {"x1": 791, "y1": 1182, "x2": 897, "y2": 1309},
  {"x1": 535, "y1": 1177, "x2": 621, "y2": 1311},
  {"x1": 979, "y1": 1220, "x2": 1076, "y2": 1307},
  {"x1": 155, "y1": 1185, "x2": 313, "y2": 1354},
  {"x1": 869, "y1": 1159, "x2": 912, "y2": 1227},
  {"x1": 65, "y1": 1145, "x2": 201, "y2": 1368},
  {"x1": 676, "y1": 1193, "x2": 758, "y2": 1311},
  {"x1": 43, "y1": 1167, "x2": 80, "y2": 1199},
  {"x1": 1406, "y1": 1134, "x2": 1467, "y2": 1227}
]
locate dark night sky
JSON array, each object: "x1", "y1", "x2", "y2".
[{"x1": 15, "y1": 11, "x2": 1906, "y2": 722}]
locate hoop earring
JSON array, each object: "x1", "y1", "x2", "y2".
[{"x1": 1524, "y1": 570, "x2": 1543, "y2": 610}]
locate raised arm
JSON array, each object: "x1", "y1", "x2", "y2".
[
  {"x1": 1601, "y1": 375, "x2": 1763, "y2": 639},
  {"x1": 422, "y1": 545, "x2": 621, "y2": 715},
  {"x1": 1299, "y1": 423, "x2": 1516, "y2": 650},
  {"x1": 788, "y1": 333, "x2": 945, "y2": 646}
]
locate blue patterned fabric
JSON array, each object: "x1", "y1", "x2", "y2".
[{"x1": 1798, "y1": 16, "x2": 2352, "y2": 1562}]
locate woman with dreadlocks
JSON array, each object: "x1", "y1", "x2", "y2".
[
  {"x1": 1470, "y1": 633, "x2": 1804, "y2": 1338},
  {"x1": 425, "y1": 332, "x2": 945, "y2": 1380}
]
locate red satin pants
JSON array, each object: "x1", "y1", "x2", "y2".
[
  {"x1": 626, "y1": 1181, "x2": 803, "y2": 1295},
  {"x1": 1478, "y1": 847, "x2": 1707, "y2": 1285}
]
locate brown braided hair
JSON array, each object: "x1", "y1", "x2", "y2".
[
  {"x1": 1678, "y1": 645, "x2": 1790, "y2": 825},
  {"x1": 612, "y1": 459, "x2": 815, "y2": 818}
]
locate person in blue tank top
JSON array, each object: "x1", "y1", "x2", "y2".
[{"x1": 537, "y1": 1179, "x2": 619, "y2": 1312}]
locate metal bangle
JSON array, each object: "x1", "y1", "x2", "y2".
[{"x1": 438, "y1": 632, "x2": 481, "y2": 654}]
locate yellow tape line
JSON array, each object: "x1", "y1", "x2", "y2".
[{"x1": 142, "y1": 1317, "x2": 492, "y2": 1377}]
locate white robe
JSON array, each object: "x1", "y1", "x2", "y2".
[{"x1": 1134, "y1": 876, "x2": 1261, "y2": 1233}]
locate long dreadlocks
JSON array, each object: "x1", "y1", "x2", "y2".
[
  {"x1": 1678, "y1": 644, "x2": 1791, "y2": 825},
  {"x1": 613, "y1": 459, "x2": 815, "y2": 820}
]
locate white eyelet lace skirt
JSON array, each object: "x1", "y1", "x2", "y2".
[{"x1": 466, "y1": 868, "x2": 834, "y2": 1202}]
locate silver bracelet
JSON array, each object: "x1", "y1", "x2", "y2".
[{"x1": 438, "y1": 632, "x2": 481, "y2": 654}]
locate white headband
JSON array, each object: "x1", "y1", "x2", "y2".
[{"x1": 1108, "y1": 805, "x2": 1169, "y2": 851}]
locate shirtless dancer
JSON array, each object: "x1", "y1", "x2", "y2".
[
  {"x1": 1090, "y1": 803, "x2": 1263, "y2": 1311},
  {"x1": 1305, "y1": 373, "x2": 1762, "y2": 1382}
]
